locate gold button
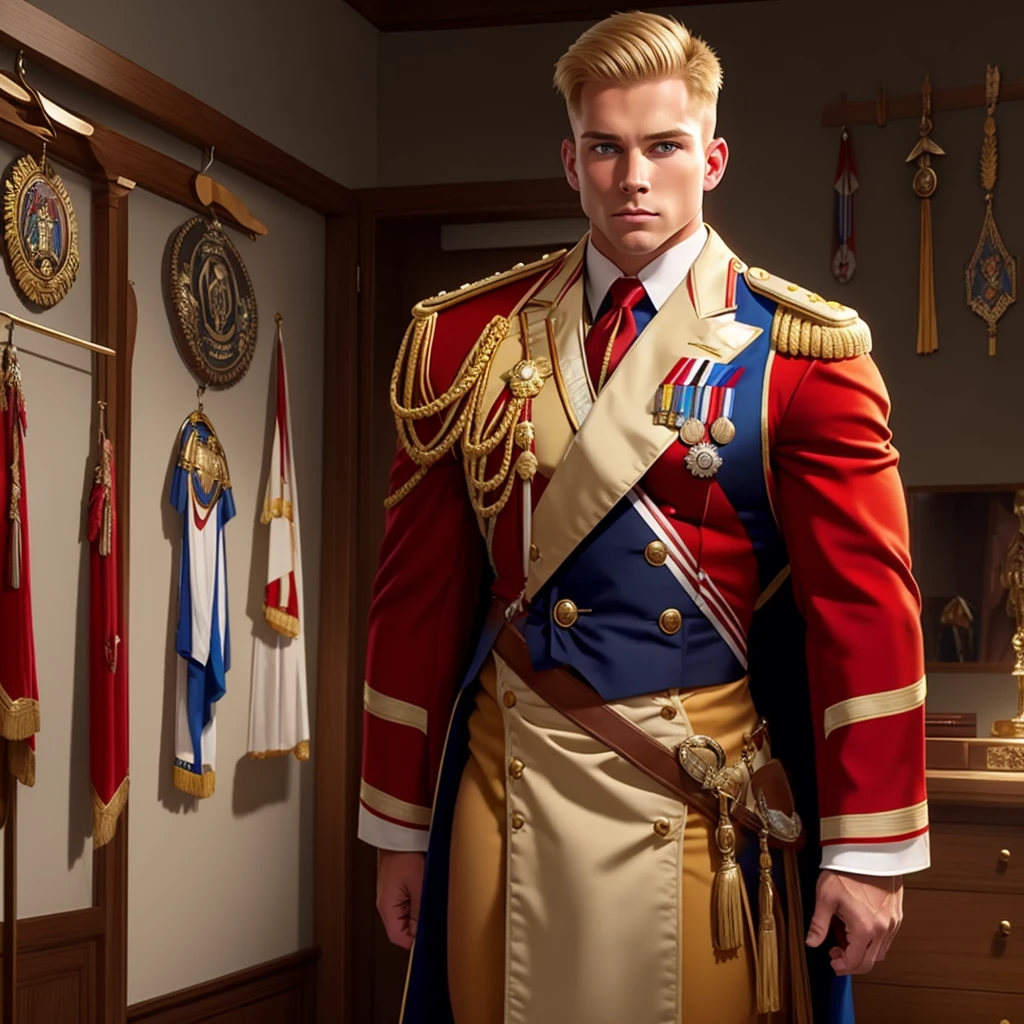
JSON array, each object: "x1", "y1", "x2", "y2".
[
  {"x1": 1000, "y1": 919, "x2": 1012, "y2": 936},
  {"x1": 511, "y1": 812, "x2": 525, "y2": 830},
  {"x1": 1000, "y1": 848, "x2": 1012, "y2": 863},
  {"x1": 509, "y1": 758, "x2": 525, "y2": 779},
  {"x1": 653, "y1": 818, "x2": 671, "y2": 837},
  {"x1": 529, "y1": 543, "x2": 540, "y2": 562},
  {"x1": 645, "y1": 540, "x2": 668, "y2": 566},
  {"x1": 660, "y1": 705, "x2": 677, "y2": 721},
  {"x1": 553, "y1": 598, "x2": 578, "y2": 628},
  {"x1": 659, "y1": 609, "x2": 682, "y2": 635},
  {"x1": 503, "y1": 691, "x2": 517, "y2": 709}
]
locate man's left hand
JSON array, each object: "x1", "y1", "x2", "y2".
[{"x1": 805, "y1": 869, "x2": 903, "y2": 976}]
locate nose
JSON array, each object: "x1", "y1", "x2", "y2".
[{"x1": 620, "y1": 150, "x2": 651, "y2": 195}]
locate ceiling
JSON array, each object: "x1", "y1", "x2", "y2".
[{"x1": 346, "y1": 0, "x2": 771, "y2": 32}]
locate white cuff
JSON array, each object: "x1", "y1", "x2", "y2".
[
  {"x1": 358, "y1": 804, "x2": 430, "y2": 852},
  {"x1": 819, "y1": 832, "x2": 930, "y2": 877}
]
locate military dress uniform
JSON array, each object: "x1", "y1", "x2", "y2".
[{"x1": 359, "y1": 225, "x2": 928, "y2": 1024}]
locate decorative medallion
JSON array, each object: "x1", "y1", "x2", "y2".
[
  {"x1": 684, "y1": 442, "x2": 723, "y2": 479},
  {"x1": 2, "y1": 151, "x2": 79, "y2": 308},
  {"x1": 167, "y1": 216, "x2": 258, "y2": 388}
]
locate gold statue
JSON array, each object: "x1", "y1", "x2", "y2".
[{"x1": 993, "y1": 489, "x2": 1024, "y2": 737}]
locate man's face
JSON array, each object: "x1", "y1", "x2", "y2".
[{"x1": 561, "y1": 78, "x2": 728, "y2": 272}]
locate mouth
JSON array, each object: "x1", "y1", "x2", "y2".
[{"x1": 613, "y1": 209, "x2": 658, "y2": 223}]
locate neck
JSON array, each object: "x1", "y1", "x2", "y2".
[{"x1": 589, "y1": 214, "x2": 705, "y2": 276}]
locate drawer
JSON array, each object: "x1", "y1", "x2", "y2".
[
  {"x1": 907, "y1": 822, "x2": 1024, "y2": 895},
  {"x1": 855, "y1": 980, "x2": 1024, "y2": 1023},
  {"x1": 867, "y1": 889, "x2": 1024, "y2": 993}
]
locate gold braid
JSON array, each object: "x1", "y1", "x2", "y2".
[{"x1": 385, "y1": 308, "x2": 541, "y2": 517}]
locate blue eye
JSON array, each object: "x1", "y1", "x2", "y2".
[
  {"x1": 653, "y1": 142, "x2": 680, "y2": 154},
  {"x1": 591, "y1": 143, "x2": 619, "y2": 155}
]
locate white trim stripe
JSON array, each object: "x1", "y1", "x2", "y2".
[
  {"x1": 363, "y1": 683, "x2": 428, "y2": 735},
  {"x1": 820, "y1": 800, "x2": 928, "y2": 842},
  {"x1": 634, "y1": 487, "x2": 747, "y2": 645},
  {"x1": 629, "y1": 489, "x2": 748, "y2": 668},
  {"x1": 823, "y1": 676, "x2": 927, "y2": 740},
  {"x1": 360, "y1": 780, "x2": 433, "y2": 827}
]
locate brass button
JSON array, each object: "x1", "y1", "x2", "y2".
[
  {"x1": 511, "y1": 812, "x2": 525, "y2": 831},
  {"x1": 503, "y1": 691, "x2": 517, "y2": 709},
  {"x1": 1000, "y1": 919, "x2": 1012, "y2": 936},
  {"x1": 529, "y1": 543, "x2": 540, "y2": 562},
  {"x1": 659, "y1": 609, "x2": 682, "y2": 635},
  {"x1": 553, "y1": 598, "x2": 579, "y2": 628},
  {"x1": 509, "y1": 758, "x2": 525, "y2": 779},
  {"x1": 1000, "y1": 848, "x2": 1012, "y2": 863},
  {"x1": 653, "y1": 818, "x2": 671, "y2": 837},
  {"x1": 660, "y1": 706, "x2": 677, "y2": 721},
  {"x1": 645, "y1": 540, "x2": 668, "y2": 566}
]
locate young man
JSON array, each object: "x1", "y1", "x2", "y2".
[{"x1": 360, "y1": 12, "x2": 928, "y2": 1023}]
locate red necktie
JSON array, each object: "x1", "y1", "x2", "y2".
[{"x1": 584, "y1": 276, "x2": 647, "y2": 393}]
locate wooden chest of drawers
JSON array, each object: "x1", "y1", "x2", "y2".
[{"x1": 853, "y1": 763, "x2": 1024, "y2": 1023}]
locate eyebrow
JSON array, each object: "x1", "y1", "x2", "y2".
[{"x1": 580, "y1": 128, "x2": 697, "y2": 142}]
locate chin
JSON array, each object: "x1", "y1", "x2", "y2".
[{"x1": 607, "y1": 227, "x2": 667, "y2": 255}]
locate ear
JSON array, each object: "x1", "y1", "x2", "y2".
[
  {"x1": 703, "y1": 136, "x2": 729, "y2": 193},
  {"x1": 561, "y1": 138, "x2": 581, "y2": 193}
]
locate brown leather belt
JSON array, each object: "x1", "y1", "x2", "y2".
[{"x1": 492, "y1": 617, "x2": 803, "y2": 850}]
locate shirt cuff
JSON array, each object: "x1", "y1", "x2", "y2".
[
  {"x1": 820, "y1": 832, "x2": 931, "y2": 877},
  {"x1": 358, "y1": 804, "x2": 430, "y2": 852}
]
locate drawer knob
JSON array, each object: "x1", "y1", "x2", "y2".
[
  {"x1": 1000, "y1": 848, "x2": 1012, "y2": 863},
  {"x1": 999, "y1": 919, "x2": 1012, "y2": 936}
]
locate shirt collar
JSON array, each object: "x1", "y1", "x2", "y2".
[{"x1": 584, "y1": 224, "x2": 709, "y2": 316}]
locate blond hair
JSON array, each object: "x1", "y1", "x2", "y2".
[{"x1": 553, "y1": 11, "x2": 722, "y2": 121}]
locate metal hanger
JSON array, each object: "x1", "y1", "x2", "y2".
[
  {"x1": 0, "y1": 309, "x2": 115, "y2": 357},
  {"x1": 193, "y1": 146, "x2": 268, "y2": 238}
]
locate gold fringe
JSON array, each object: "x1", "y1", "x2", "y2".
[
  {"x1": 784, "y1": 848, "x2": 813, "y2": 1024},
  {"x1": 8, "y1": 426, "x2": 22, "y2": 589},
  {"x1": 711, "y1": 794, "x2": 744, "y2": 950},
  {"x1": 173, "y1": 764, "x2": 215, "y2": 799},
  {"x1": 916, "y1": 198, "x2": 939, "y2": 354},
  {"x1": 8, "y1": 739, "x2": 34, "y2": 787},
  {"x1": 259, "y1": 496, "x2": 293, "y2": 524},
  {"x1": 264, "y1": 603, "x2": 299, "y2": 638},
  {"x1": 92, "y1": 776, "x2": 129, "y2": 848},
  {"x1": 756, "y1": 832, "x2": 781, "y2": 1014},
  {"x1": 0, "y1": 686, "x2": 40, "y2": 741},
  {"x1": 247, "y1": 739, "x2": 310, "y2": 761},
  {"x1": 771, "y1": 308, "x2": 872, "y2": 359}
]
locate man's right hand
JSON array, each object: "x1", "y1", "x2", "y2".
[{"x1": 376, "y1": 849, "x2": 426, "y2": 950}]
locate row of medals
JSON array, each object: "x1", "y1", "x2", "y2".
[{"x1": 679, "y1": 413, "x2": 735, "y2": 479}]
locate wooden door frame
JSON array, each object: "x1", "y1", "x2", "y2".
[{"x1": 335, "y1": 176, "x2": 577, "y2": 1022}]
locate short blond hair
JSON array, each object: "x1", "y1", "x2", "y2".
[{"x1": 553, "y1": 11, "x2": 722, "y2": 121}]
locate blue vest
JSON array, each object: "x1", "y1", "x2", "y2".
[{"x1": 524, "y1": 278, "x2": 788, "y2": 699}]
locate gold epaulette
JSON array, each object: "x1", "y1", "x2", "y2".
[
  {"x1": 412, "y1": 249, "x2": 568, "y2": 317},
  {"x1": 744, "y1": 266, "x2": 872, "y2": 359}
]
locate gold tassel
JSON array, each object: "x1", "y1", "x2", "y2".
[
  {"x1": 264, "y1": 603, "x2": 300, "y2": 638},
  {"x1": 756, "y1": 830, "x2": 781, "y2": 1014},
  {"x1": 916, "y1": 196, "x2": 939, "y2": 354},
  {"x1": 92, "y1": 776, "x2": 130, "y2": 848},
  {"x1": 784, "y1": 848, "x2": 814, "y2": 1024},
  {"x1": 8, "y1": 739, "x2": 35, "y2": 787},
  {"x1": 712, "y1": 792, "x2": 744, "y2": 950},
  {"x1": 8, "y1": 425, "x2": 22, "y2": 589},
  {"x1": 173, "y1": 764, "x2": 215, "y2": 799}
]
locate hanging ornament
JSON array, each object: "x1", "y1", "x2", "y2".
[
  {"x1": 966, "y1": 64, "x2": 1016, "y2": 356},
  {"x1": 905, "y1": 76, "x2": 944, "y2": 355},
  {"x1": 2, "y1": 143, "x2": 79, "y2": 310},
  {"x1": 831, "y1": 127, "x2": 858, "y2": 283}
]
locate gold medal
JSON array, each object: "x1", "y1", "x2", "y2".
[
  {"x1": 679, "y1": 417, "x2": 705, "y2": 446},
  {"x1": 710, "y1": 416, "x2": 736, "y2": 446}
]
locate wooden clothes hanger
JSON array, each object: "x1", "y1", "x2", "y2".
[
  {"x1": 193, "y1": 146, "x2": 269, "y2": 237},
  {"x1": 0, "y1": 53, "x2": 94, "y2": 138}
]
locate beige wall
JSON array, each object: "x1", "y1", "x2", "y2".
[
  {"x1": 5, "y1": 0, "x2": 339, "y2": 1006},
  {"x1": 27, "y1": 0, "x2": 379, "y2": 188},
  {"x1": 377, "y1": 0, "x2": 1024, "y2": 727}
]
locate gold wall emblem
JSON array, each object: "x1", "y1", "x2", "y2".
[
  {"x1": 2, "y1": 152, "x2": 79, "y2": 308},
  {"x1": 167, "y1": 216, "x2": 258, "y2": 388}
]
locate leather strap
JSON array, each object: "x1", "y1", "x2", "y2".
[{"x1": 493, "y1": 620, "x2": 802, "y2": 850}]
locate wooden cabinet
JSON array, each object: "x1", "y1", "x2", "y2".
[{"x1": 854, "y1": 765, "x2": 1024, "y2": 1022}]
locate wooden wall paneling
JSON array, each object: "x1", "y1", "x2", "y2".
[
  {"x1": 314, "y1": 212, "x2": 364, "y2": 1024},
  {"x1": 127, "y1": 949, "x2": 318, "y2": 1024},
  {"x1": 3, "y1": 779, "x2": 17, "y2": 1023},
  {"x1": 0, "y1": 0, "x2": 352, "y2": 216},
  {"x1": 91, "y1": 175, "x2": 133, "y2": 1024}
]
